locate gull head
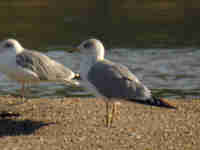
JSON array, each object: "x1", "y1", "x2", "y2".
[
  {"x1": 0, "y1": 39, "x2": 24, "y2": 55},
  {"x1": 78, "y1": 39, "x2": 105, "y2": 61}
]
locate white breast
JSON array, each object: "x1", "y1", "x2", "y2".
[
  {"x1": 80, "y1": 57, "x2": 103, "y2": 98},
  {"x1": 0, "y1": 53, "x2": 39, "y2": 82}
]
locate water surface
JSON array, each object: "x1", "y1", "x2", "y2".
[
  {"x1": 0, "y1": 1, "x2": 198, "y2": 99},
  {"x1": 0, "y1": 48, "x2": 199, "y2": 99}
]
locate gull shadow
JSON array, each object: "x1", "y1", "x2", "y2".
[
  {"x1": 0, "y1": 119, "x2": 55, "y2": 137},
  {"x1": 0, "y1": 111, "x2": 21, "y2": 118}
]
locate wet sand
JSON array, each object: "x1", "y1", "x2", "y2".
[{"x1": 0, "y1": 96, "x2": 199, "y2": 150}]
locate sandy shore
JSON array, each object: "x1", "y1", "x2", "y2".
[{"x1": 0, "y1": 96, "x2": 199, "y2": 150}]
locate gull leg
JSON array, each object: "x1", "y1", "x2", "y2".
[
  {"x1": 104, "y1": 99, "x2": 116, "y2": 127},
  {"x1": 114, "y1": 102, "x2": 121, "y2": 120},
  {"x1": 20, "y1": 82, "x2": 25, "y2": 98},
  {"x1": 110, "y1": 102, "x2": 115, "y2": 126},
  {"x1": 111, "y1": 102, "x2": 119, "y2": 125},
  {"x1": 25, "y1": 82, "x2": 31, "y2": 95},
  {"x1": 111, "y1": 102, "x2": 121, "y2": 126},
  {"x1": 22, "y1": 81, "x2": 33, "y2": 98},
  {"x1": 105, "y1": 100, "x2": 112, "y2": 128},
  {"x1": 106, "y1": 100, "x2": 109, "y2": 127}
]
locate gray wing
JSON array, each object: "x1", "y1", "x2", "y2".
[
  {"x1": 87, "y1": 60, "x2": 152, "y2": 100},
  {"x1": 16, "y1": 50, "x2": 75, "y2": 81}
]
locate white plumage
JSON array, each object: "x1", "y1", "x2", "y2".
[
  {"x1": 78, "y1": 38, "x2": 175, "y2": 127},
  {"x1": 0, "y1": 39, "x2": 78, "y2": 97}
]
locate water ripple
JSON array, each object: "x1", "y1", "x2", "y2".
[{"x1": 0, "y1": 48, "x2": 199, "y2": 99}]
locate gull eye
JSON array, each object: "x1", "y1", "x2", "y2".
[
  {"x1": 4, "y1": 42, "x2": 13, "y2": 48},
  {"x1": 83, "y1": 42, "x2": 92, "y2": 49}
]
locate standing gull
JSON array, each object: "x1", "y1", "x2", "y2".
[
  {"x1": 78, "y1": 38, "x2": 175, "y2": 127},
  {"x1": 0, "y1": 39, "x2": 78, "y2": 97}
]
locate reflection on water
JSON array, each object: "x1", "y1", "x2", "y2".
[{"x1": 0, "y1": 48, "x2": 199, "y2": 99}]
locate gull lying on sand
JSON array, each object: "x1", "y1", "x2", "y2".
[
  {"x1": 78, "y1": 38, "x2": 175, "y2": 127},
  {"x1": 0, "y1": 39, "x2": 79, "y2": 97}
]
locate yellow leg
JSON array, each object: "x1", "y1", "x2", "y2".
[
  {"x1": 111, "y1": 103, "x2": 115, "y2": 126},
  {"x1": 105, "y1": 100, "x2": 121, "y2": 127},
  {"x1": 112, "y1": 102, "x2": 120, "y2": 121},
  {"x1": 110, "y1": 102, "x2": 121, "y2": 127},
  {"x1": 106, "y1": 101, "x2": 109, "y2": 127},
  {"x1": 105, "y1": 100, "x2": 113, "y2": 128}
]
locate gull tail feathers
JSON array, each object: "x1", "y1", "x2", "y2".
[
  {"x1": 130, "y1": 96, "x2": 176, "y2": 109},
  {"x1": 145, "y1": 96, "x2": 176, "y2": 109}
]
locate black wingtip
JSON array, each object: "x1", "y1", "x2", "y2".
[
  {"x1": 129, "y1": 96, "x2": 176, "y2": 109},
  {"x1": 148, "y1": 96, "x2": 176, "y2": 109},
  {"x1": 74, "y1": 73, "x2": 80, "y2": 80}
]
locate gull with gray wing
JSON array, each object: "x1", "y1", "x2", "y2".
[
  {"x1": 0, "y1": 39, "x2": 79, "y2": 97},
  {"x1": 78, "y1": 38, "x2": 176, "y2": 127}
]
